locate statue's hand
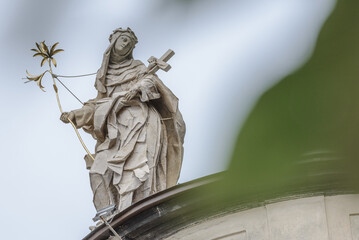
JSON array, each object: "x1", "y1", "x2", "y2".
[
  {"x1": 60, "y1": 112, "x2": 75, "y2": 124},
  {"x1": 123, "y1": 89, "x2": 138, "y2": 102}
]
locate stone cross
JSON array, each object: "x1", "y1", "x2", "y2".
[{"x1": 147, "y1": 49, "x2": 175, "y2": 74}]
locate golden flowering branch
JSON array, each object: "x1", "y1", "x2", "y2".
[{"x1": 26, "y1": 41, "x2": 95, "y2": 161}]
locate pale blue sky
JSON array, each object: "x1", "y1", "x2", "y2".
[{"x1": 0, "y1": 0, "x2": 334, "y2": 239}]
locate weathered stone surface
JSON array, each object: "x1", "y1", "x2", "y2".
[
  {"x1": 83, "y1": 173, "x2": 359, "y2": 240},
  {"x1": 61, "y1": 27, "x2": 185, "y2": 213},
  {"x1": 266, "y1": 196, "x2": 329, "y2": 240},
  {"x1": 165, "y1": 207, "x2": 269, "y2": 240},
  {"x1": 167, "y1": 195, "x2": 359, "y2": 240},
  {"x1": 325, "y1": 194, "x2": 359, "y2": 240},
  {"x1": 350, "y1": 214, "x2": 359, "y2": 240}
]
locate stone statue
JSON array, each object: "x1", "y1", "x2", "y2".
[{"x1": 60, "y1": 27, "x2": 185, "y2": 212}]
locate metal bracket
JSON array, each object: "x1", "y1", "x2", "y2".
[
  {"x1": 93, "y1": 204, "x2": 116, "y2": 222},
  {"x1": 92, "y1": 204, "x2": 122, "y2": 239}
]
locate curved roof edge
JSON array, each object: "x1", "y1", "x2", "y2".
[
  {"x1": 83, "y1": 171, "x2": 358, "y2": 240},
  {"x1": 83, "y1": 173, "x2": 221, "y2": 240}
]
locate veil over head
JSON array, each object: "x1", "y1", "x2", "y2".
[{"x1": 95, "y1": 27, "x2": 138, "y2": 93}]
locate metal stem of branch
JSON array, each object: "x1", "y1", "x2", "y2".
[
  {"x1": 54, "y1": 72, "x2": 97, "y2": 78},
  {"x1": 48, "y1": 61, "x2": 95, "y2": 162}
]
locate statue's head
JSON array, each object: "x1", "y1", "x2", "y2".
[
  {"x1": 95, "y1": 27, "x2": 139, "y2": 92},
  {"x1": 109, "y1": 27, "x2": 138, "y2": 60}
]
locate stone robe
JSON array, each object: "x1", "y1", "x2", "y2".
[{"x1": 72, "y1": 58, "x2": 185, "y2": 211}]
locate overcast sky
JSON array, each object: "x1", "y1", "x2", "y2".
[{"x1": 0, "y1": 0, "x2": 335, "y2": 239}]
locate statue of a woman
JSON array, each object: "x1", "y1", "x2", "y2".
[{"x1": 60, "y1": 27, "x2": 185, "y2": 212}]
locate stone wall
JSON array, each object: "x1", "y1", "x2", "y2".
[{"x1": 166, "y1": 194, "x2": 359, "y2": 240}]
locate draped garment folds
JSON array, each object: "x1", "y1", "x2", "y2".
[{"x1": 72, "y1": 57, "x2": 185, "y2": 211}]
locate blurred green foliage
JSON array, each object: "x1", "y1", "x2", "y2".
[
  {"x1": 172, "y1": 0, "x2": 197, "y2": 3},
  {"x1": 216, "y1": 0, "x2": 359, "y2": 203}
]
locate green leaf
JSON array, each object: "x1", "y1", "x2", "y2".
[{"x1": 220, "y1": 0, "x2": 359, "y2": 202}]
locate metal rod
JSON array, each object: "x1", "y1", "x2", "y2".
[
  {"x1": 100, "y1": 216, "x2": 123, "y2": 240},
  {"x1": 55, "y1": 77, "x2": 84, "y2": 105},
  {"x1": 54, "y1": 72, "x2": 97, "y2": 78}
]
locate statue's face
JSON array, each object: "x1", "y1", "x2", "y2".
[{"x1": 114, "y1": 35, "x2": 133, "y2": 56}]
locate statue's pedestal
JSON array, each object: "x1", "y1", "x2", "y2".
[{"x1": 83, "y1": 169, "x2": 359, "y2": 240}]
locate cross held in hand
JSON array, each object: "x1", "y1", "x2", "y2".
[{"x1": 147, "y1": 49, "x2": 175, "y2": 74}]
